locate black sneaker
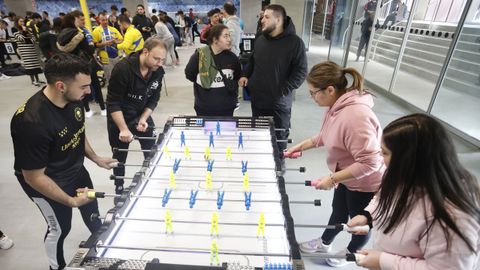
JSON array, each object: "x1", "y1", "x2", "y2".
[{"x1": 115, "y1": 185, "x2": 124, "y2": 195}]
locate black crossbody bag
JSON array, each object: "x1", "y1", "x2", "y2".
[{"x1": 210, "y1": 51, "x2": 238, "y2": 97}]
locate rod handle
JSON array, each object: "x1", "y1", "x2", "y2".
[
  {"x1": 306, "y1": 179, "x2": 319, "y2": 187},
  {"x1": 76, "y1": 191, "x2": 105, "y2": 199},
  {"x1": 346, "y1": 253, "x2": 366, "y2": 263},
  {"x1": 343, "y1": 224, "x2": 371, "y2": 234},
  {"x1": 90, "y1": 212, "x2": 100, "y2": 221},
  {"x1": 283, "y1": 151, "x2": 302, "y2": 159}
]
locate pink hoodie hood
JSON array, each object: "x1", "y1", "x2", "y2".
[
  {"x1": 312, "y1": 90, "x2": 384, "y2": 192},
  {"x1": 329, "y1": 89, "x2": 374, "y2": 114}
]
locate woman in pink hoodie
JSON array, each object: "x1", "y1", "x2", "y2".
[
  {"x1": 348, "y1": 114, "x2": 480, "y2": 269},
  {"x1": 285, "y1": 61, "x2": 384, "y2": 267}
]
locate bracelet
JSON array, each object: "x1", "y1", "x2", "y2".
[{"x1": 359, "y1": 210, "x2": 373, "y2": 229}]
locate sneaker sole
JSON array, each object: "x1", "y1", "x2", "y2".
[
  {"x1": 325, "y1": 259, "x2": 354, "y2": 267},
  {"x1": 299, "y1": 247, "x2": 330, "y2": 254}
]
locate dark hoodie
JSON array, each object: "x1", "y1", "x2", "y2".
[
  {"x1": 107, "y1": 51, "x2": 165, "y2": 121},
  {"x1": 132, "y1": 14, "x2": 153, "y2": 41},
  {"x1": 185, "y1": 48, "x2": 241, "y2": 113},
  {"x1": 242, "y1": 16, "x2": 307, "y2": 109}
]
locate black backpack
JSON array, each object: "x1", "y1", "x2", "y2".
[{"x1": 0, "y1": 63, "x2": 27, "y2": 76}]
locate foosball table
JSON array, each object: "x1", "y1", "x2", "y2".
[{"x1": 66, "y1": 116, "x2": 315, "y2": 270}]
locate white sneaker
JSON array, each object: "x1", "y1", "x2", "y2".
[
  {"x1": 0, "y1": 74, "x2": 12, "y2": 80},
  {"x1": 85, "y1": 110, "x2": 94, "y2": 118},
  {"x1": 299, "y1": 238, "x2": 332, "y2": 253},
  {"x1": 325, "y1": 249, "x2": 355, "y2": 267},
  {"x1": 0, "y1": 235, "x2": 14, "y2": 249},
  {"x1": 101, "y1": 109, "x2": 107, "y2": 116}
]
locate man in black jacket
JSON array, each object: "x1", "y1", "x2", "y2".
[
  {"x1": 107, "y1": 37, "x2": 166, "y2": 194},
  {"x1": 357, "y1": 11, "x2": 374, "y2": 61},
  {"x1": 239, "y1": 4, "x2": 307, "y2": 160},
  {"x1": 132, "y1": 4, "x2": 153, "y2": 41}
]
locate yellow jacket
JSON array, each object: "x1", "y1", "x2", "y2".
[
  {"x1": 92, "y1": 25, "x2": 123, "y2": 64},
  {"x1": 117, "y1": 25, "x2": 144, "y2": 56}
]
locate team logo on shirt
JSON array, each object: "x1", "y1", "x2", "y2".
[
  {"x1": 15, "y1": 103, "x2": 26, "y2": 116},
  {"x1": 150, "y1": 81, "x2": 159, "y2": 89},
  {"x1": 74, "y1": 107, "x2": 83, "y2": 122}
]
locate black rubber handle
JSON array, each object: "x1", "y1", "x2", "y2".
[
  {"x1": 299, "y1": 167, "x2": 306, "y2": 173},
  {"x1": 90, "y1": 213, "x2": 100, "y2": 221},
  {"x1": 314, "y1": 199, "x2": 322, "y2": 206},
  {"x1": 346, "y1": 253, "x2": 356, "y2": 262}
]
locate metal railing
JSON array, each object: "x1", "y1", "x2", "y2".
[
  {"x1": 342, "y1": 16, "x2": 365, "y2": 48},
  {"x1": 371, "y1": 20, "x2": 404, "y2": 60}
]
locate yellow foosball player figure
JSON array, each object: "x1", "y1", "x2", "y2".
[
  {"x1": 162, "y1": 146, "x2": 171, "y2": 159},
  {"x1": 225, "y1": 146, "x2": 232, "y2": 161},
  {"x1": 204, "y1": 146, "x2": 211, "y2": 160},
  {"x1": 205, "y1": 171, "x2": 213, "y2": 190},
  {"x1": 243, "y1": 172, "x2": 250, "y2": 192},
  {"x1": 257, "y1": 213, "x2": 265, "y2": 238},
  {"x1": 169, "y1": 171, "x2": 176, "y2": 189},
  {"x1": 165, "y1": 210, "x2": 173, "y2": 234},
  {"x1": 210, "y1": 212, "x2": 219, "y2": 236},
  {"x1": 210, "y1": 239, "x2": 220, "y2": 266},
  {"x1": 184, "y1": 146, "x2": 191, "y2": 159}
]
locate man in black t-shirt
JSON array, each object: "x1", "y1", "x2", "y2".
[
  {"x1": 107, "y1": 37, "x2": 166, "y2": 194},
  {"x1": 10, "y1": 53, "x2": 117, "y2": 270}
]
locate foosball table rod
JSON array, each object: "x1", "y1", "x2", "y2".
[
  {"x1": 90, "y1": 213, "x2": 369, "y2": 233},
  {"x1": 95, "y1": 243, "x2": 291, "y2": 258},
  {"x1": 110, "y1": 175, "x2": 313, "y2": 186},
  {"x1": 79, "y1": 191, "x2": 322, "y2": 206},
  {"x1": 111, "y1": 161, "x2": 305, "y2": 173}
]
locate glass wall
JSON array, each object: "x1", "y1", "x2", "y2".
[
  {"x1": 424, "y1": 0, "x2": 468, "y2": 23},
  {"x1": 361, "y1": 0, "x2": 415, "y2": 92},
  {"x1": 431, "y1": 1, "x2": 480, "y2": 141},
  {"x1": 328, "y1": 0, "x2": 480, "y2": 145},
  {"x1": 390, "y1": 0, "x2": 460, "y2": 110},
  {"x1": 345, "y1": 0, "x2": 371, "y2": 71},
  {"x1": 328, "y1": 0, "x2": 358, "y2": 65}
]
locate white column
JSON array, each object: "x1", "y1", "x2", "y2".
[
  {"x1": 240, "y1": 0, "x2": 262, "y2": 33},
  {"x1": 272, "y1": 0, "x2": 307, "y2": 38}
]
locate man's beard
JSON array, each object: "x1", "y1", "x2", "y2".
[{"x1": 262, "y1": 25, "x2": 275, "y2": 36}]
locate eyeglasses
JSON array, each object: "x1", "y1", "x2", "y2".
[
  {"x1": 309, "y1": 86, "x2": 328, "y2": 97},
  {"x1": 309, "y1": 89, "x2": 322, "y2": 97}
]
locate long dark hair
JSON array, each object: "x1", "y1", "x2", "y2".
[{"x1": 376, "y1": 113, "x2": 480, "y2": 252}]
